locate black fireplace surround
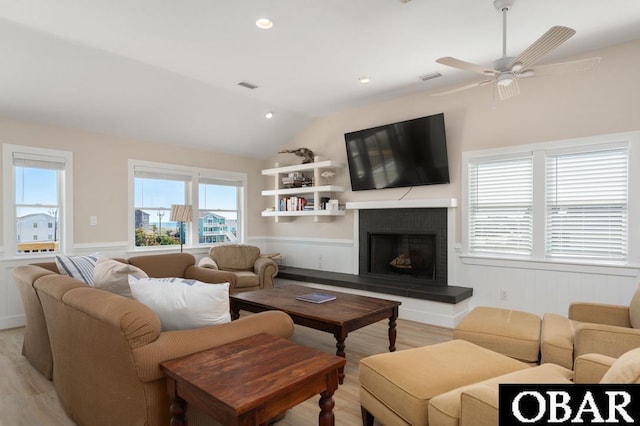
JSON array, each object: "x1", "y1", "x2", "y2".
[
  {"x1": 359, "y1": 208, "x2": 447, "y2": 286},
  {"x1": 278, "y1": 207, "x2": 473, "y2": 304}
]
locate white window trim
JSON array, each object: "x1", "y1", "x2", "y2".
[
  {"x1": 2, "y1": 144, "x2": 74, "y2": 259},
  {"x1": 461, "y1": 131, "x2": 640, "y2": 268},
  {"x1": 128, "y1": 159, "x2": 247, "y2": 251}
]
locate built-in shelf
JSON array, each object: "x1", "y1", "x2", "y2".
[{"x1": 262, "y1": 159, "x2": 345, "y2": 222}]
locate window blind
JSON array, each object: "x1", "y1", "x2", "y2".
[
  {"x1": 468, "y1": 156, "x2": 533, "y2": 255},
  {"x1": 13, "y1": 152, "x2": 65, "y2": 170},
  {"x1": 546, "y1": 147, "x2": 628, "y2": 261}
]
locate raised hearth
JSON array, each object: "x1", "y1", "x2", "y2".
[{"x1": 277, "y1": 267, "x2": 472, "y2": 304}]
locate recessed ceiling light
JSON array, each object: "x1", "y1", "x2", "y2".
[
  {"x1": 265, "y1": 112, "x2": 274, "y2": 119},
  {"x1": 256, "y1": 18, "x2": 273, "y2": 29},
  {"x1": 359, "y1": 76, "x2": 370, "y2": 84}
]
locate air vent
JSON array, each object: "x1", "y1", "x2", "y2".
[
  {"x1": 237, "y1": 81, "x2": 259, "y2": 90},
  {"x1": 419, "y1": 72, "x2": 442, "y2": 81}
]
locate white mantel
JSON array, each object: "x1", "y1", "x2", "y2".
[{"x1": 346, "y1": 198, "x2": 457, "y2": 210}]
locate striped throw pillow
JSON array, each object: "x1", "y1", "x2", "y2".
[{"x1": 55, "y1": 253, "x2": 100, "y2": 286}]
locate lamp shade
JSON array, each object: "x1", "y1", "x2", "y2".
[{"x1": 170, "y1": 204, "x2": 193, "y2": 222}]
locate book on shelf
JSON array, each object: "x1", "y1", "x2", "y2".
[{"x1": 295, "y1": 292, "x2": 337, "y2": 304}]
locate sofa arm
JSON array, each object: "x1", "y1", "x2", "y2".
[
  {"x1": 197, "y1": 256, "x2": 219, "y2": 270},
  {"x1": 574, "y1": 323, "x2": 640, "y2": 360},
  {"x1": 574, "y1": 353, "x2": 616, "y2": 383},
  {"x1": 184, "y1": 264, "x2": 238, "y2": 288},
  {"x1": 133, "y1": 310, "x2": 294, "y2": 382},
  {"x1": 460, "y1": 385, "x2": 498, "y2": 426},
  {"x1": 569, "y1": 303, "x2": 631, "y2": 327},
  {"x1": 253, "y1": 256, "x2": 278, "y2": 289}
]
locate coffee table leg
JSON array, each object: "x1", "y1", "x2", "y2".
[
  {"x1": 318, "y1": 388, "x2": 336, "y2": 426},
  {"x1": 333, "y1": 331, "x2": 347, "y2": 384},
  {"x1": 388, "y1": 307, "x2": 399, "y2": 352},
  {"x1": 230, "y1": 301, "x2": 240, "y2": 320},
  {"x1": 170, "y1": 395, "x2": 187, "y2": 426}
]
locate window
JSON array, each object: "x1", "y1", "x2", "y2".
[
  {"x1": 546, "y1": 146, "x2": 628, "y2": 261},
  {"x1": 129, "y1": 160, "x2": 246, "y2": 250},
  {"x1": 133, "y1": 164, "x2": 190, "y2": 247},
  {"x1": 198, "y1": 176, "x2": 243, "y2": 244},
  {"x1": 468, "y1": 155, "x2": 533, "y2": 255},
  {"x1": 463, "y1": 135, "x2": 633, "y2": 265},
  {"x1": 3, "y1": 144, "x2": 72, "y2": 255}
]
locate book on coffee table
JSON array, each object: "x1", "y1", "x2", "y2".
[{"x1": 295, "y1": 292, "x2": 336, "y2": 304}]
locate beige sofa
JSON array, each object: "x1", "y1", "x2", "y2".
[
  {"x1": 13, "y1": 252, "x2": 294, "y2": 426},
  {"x1": 14, "y1": 252, "x2": 237, "y2": 379},
  {"x1": 198, "y1": 244, "x2": 278, "y2": 293}
]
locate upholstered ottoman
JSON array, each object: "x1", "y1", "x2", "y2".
[
  {"x1": 454, "y1": 307, "x2": 542, "y2": 364},
  {"x1": 359, "y1": 340, "x2": 530, "y2": 426}
]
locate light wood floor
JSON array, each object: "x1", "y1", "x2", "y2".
[{"x1": 1, "y1": 319, "x2": 453, "y2": 425}]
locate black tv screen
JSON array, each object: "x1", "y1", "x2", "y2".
[{"x1": 344, "y1": 113, "x2": 450, "y2": 191}]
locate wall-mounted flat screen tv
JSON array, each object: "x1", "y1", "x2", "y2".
[{"x1": 344, "y1": 112, "x2": 450, "y2": 191}]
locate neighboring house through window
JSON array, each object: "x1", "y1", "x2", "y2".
[
  {"x1": 129, "y1": 160, "x2": 246, "y2": 249},
  {"x1": 2, "y1": 144, "x2": 72, "y2": 255}
]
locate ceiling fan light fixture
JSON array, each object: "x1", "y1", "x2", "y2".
[
  {"x1": 496, "y1": 73, "x2": 515, "y2": 87},
  {"x1": 256, "y1": 18, "x2": 273, "y2": 30},
  {"x1": 511, "y1": 62, "x2": 523, "y2": 72}
]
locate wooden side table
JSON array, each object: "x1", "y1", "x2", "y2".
[{"x1": 160, "y1": 333, "x2": 346, "y2": 426}]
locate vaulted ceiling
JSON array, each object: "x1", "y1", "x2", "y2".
[{"x1": 1, "y1": 0, "x2": 639, "y2": 158}]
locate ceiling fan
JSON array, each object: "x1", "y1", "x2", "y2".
[{"x1": 433, "y1": 0, "x2": 600, "y2": 100}]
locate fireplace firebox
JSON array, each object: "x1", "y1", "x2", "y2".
[
  {"x1": 359, "y1": 208, "x2": 447, "y2": 287},
  {"x1": 368, "y1": 233, "x2": 436, "y2": 280}
]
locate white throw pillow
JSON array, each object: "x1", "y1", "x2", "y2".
[
  {"x1": 128, "y1": 276, "x2": 231, "y2": 331},
  {"x1": 93, "y1": 256, "x2": 148, "y2": 298},
  {"x1": 55, "y1": 253, "x2": 100, "y2": 286}
]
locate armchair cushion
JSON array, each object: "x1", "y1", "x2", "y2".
[
  {"x1": 601, "y1": 347, "x2": 640, "y2": 384},
  {"x1": 210, "y1": 244, "x2": 260, "y2": 270}
]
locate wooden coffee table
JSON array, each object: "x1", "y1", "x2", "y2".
[
  {"x1": 230, "y1": 284, "x2": 401, "y2": 384},
  {"x1": 160, "y1": 333, "x2": 346, "y2": 426}
]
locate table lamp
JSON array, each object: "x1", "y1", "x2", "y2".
[{"x1": 170, "y1": 204, "x2": 193, "y2": 252}]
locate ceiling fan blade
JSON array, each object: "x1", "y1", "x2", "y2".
[
  {"x1": 509, "y1": 26, "x2": 576, "y2": 70},
  {"x1": 431, "y1": 79, "x2": 494, "y2": 97},
  {"x1": 436, "y1": 57, "x2": 498, "y2": 75},
  {"x1": 523, "y1": 57, "x2": 601, "y2": 77},
  {"x1": 497, "y1": 78, "x2": 520, "y2": 100}
]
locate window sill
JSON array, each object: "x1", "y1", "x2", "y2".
[{"x1": 458, "y1": 254, "x2": 639, "y2": 277}]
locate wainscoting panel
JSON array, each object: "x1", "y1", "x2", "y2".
[
  {"x1": 262, "y1": 237, "x2": 355, "y2": 274},
  {"x1": 456, "y1": 255, "x2": 640, "y2": 318}
]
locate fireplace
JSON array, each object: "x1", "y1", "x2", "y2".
[
  {"x1": 359, "y1": 208, "x2": 447, "y2": 287},
  {"x1": 278, "y1": 200, "x2": 472, "y2": 304}
]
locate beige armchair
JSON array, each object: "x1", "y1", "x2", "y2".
[
  {"x1": 198, "y1": 244, "x2": 278, "y2": 293},
  {"x1": 541, "y1": 287, "x2": 640, "y2": 369}
]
